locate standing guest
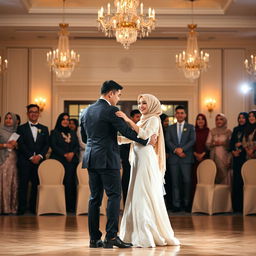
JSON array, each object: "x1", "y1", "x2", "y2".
[
  {"x1": 230, "y1": 112, "x2": 248, "y2": 212},
  {"x1": 50, "y1": 113, "x2": 79, "y2": 212},
  {"x1": 120, "y1": 109, "x2": 141, "y2": 206},
  {"x1": 69, "y1": 118, "x2": 79, "y2": 132},
  {"x1": 0, "y1": 112, "x2": 18, "y2": 214},
  {"x1": 17, "y1": 104, "x2": 49, "y2": 215},
  {"x1": 16, "y1": 114, "x2": 21, "y2": 126},
  {"x1": 242, "y1": 111, "x2": 256, "y2": 159},
  {"x1": 192, "y1": 114, "x2": 210, "y2": 198},
  {"x1": 165, "y1": 106, "x2": 196, "y2": 212},
  {"x1": 160, "y1": 113, "x2": 172, "y2": 210},
  {"x1": 206, "y1": 113, "x2": 232, "y2": 184}
]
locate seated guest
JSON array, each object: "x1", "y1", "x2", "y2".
[
  {"x1": 69, "y1": 118, "x2": 79, "y2": 132},
  {"x1": 206, "y1": 113, "x2": 232, "y2": 184},
  {"x1": 230, "y1": 112, "x2": 248, "y2": 212},
  {"x1": 50, "y1": 113, "x2": 79, "y2": 212},
  {"x1": 242, "y1": 111, "x2": 256, "y2": 159},
  {"x1": 0, "y1": 112, "x2": 18, "y2": 214},
  {"x1": 17, "y1": 104, "x2": 49, "y2": 214},
  {"x1": 192, "y1": 114, "x2": 209, "y2": 199}
]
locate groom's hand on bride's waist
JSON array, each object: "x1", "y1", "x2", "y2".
[{"x1": 148, "y1": 134, "x2": 157, "y2": 146}]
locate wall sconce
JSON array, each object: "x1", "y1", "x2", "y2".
[
  {"x1": 205, "y1": 98, "x2": 216, "y2": 115},
  {"x1": 35, "y1": 97, "x2": 46, "y2": 112},
  {"x1": 0, "y1": 56, "x2": 8, "y2": 73}
]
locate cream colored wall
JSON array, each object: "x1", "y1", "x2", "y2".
[{"x1": 0, "y1": 39, "x2": 255, "y2": 130}]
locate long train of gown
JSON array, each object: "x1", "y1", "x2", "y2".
[{"x1": 119, "y1": 116, "x2": 180, "y2": 247}]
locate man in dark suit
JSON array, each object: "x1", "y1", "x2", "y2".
[
  {"x1": 17, "y1": 104, "x2": 49, "y2": 214},
  {"x1": 119, "y1": 109, "x2": 141, "y2": 206},
  {"x1": 165, "y1": 105, "x2": 195, "y2": 212},
  {"x1": 80, "y1": 80, "x2": 155, "y2": 249}
]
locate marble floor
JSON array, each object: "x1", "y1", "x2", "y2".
[{"x1": 0, "y1": 215, "x2": 256, "y2": 256}]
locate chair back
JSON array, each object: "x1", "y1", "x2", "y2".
[
  {"x1": 77, "y1": 162, "x2": 89, "y2": 185},
  {"x1": 38, "y1": 159, "x2": 64, "y2": 185},
  {"x1": 242, "y1": 159, "x2": 256, "y2": 185},
  {"x1": 197, "y1": 159, "x2": 216, "y2": 185}
]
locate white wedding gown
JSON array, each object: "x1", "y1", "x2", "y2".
[{"x1": 119, "y1": 116, "x2": 180, "y2": 247}]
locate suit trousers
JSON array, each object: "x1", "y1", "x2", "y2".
[
  {"x1": 17, "y1": 160, "x2": 40, "y2": 213},
  {"x1": 169, "y1": 162, "x2": 192, "y2": 209},
  {"x1": 88, "y1": 168, "x2": 121, "y2": 240}
]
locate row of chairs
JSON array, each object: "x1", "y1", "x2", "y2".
[
  {"x1": 37, "y1": 160, "x2": 107, "y2": 216},
  {"x1": 192, "y1": 159, "x2": 256, "y2": 216}
]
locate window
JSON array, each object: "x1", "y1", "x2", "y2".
[{"x1": 64, "y1": 100, "x2": 188, "y2": 125}]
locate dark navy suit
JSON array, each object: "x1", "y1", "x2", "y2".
[{"x1": 80, "y1": 99, "x2": 147, "y2": 240}]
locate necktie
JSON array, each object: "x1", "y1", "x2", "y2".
[{"x1": 178, "y1": 124, "x2": 182, "y2": 143}]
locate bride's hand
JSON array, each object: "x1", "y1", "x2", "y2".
[{"x1": 116, "y1": 111, "x2": 129, "y2": 122}]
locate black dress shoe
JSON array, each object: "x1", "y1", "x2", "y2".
[
  {"x1": 103, "y1": 236, "x2": 132, "y2": 248},
  {"x1": 89, "y1": 239, "x2": 103, "y2": 248}
]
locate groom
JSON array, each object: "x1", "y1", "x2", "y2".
[{"x1": 80, "y1": 80, "x2": 155, "y2": 249}]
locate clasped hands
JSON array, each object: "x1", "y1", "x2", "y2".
[
  {"x1": 5, "y1": 140, "x2": 17, "y2": 150},
  {"x1": 64, "y1": 152, "x2": 75, "y2": 162},
  {"x1": 175, "y1": 147, "x2": 186, "y2": 158}
]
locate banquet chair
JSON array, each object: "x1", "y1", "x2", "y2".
[
  {"x1": 76, "y1": 162, "x2": 107, "y2": 215},
  {"x1": 241, "y1": 159, "x2": 256, "y2": 216},
  {"x1": 37, "y1": 159, "x2": 66, "y2": 215},
  {"x1": 192, "y1": 159, "x2": 232, "y2": 215}
]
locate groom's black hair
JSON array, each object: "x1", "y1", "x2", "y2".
[{"x1": 101, "y1": 80, "x2": 123, "y2": 95}]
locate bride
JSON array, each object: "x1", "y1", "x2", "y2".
[{"x1": 116, "y1": 94, "x2": 180, "y2": 248}]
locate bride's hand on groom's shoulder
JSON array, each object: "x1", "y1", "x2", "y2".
[{"x1": 115, "y1": 111, "x2": 129, "y2": 122}]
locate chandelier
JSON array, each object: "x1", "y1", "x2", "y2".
[
  {"x1": 0, "y1": 56, "x2": 8, "y2": 73},
  {"x1": 175, "y1": 0, "x2": 209, "y2": 81},
  {"x1": 97, "y1": 0, "x2": 156, "y2": 50},
  {"x1": 46, "y1": 0, "x2": 79, "y2": 79},
  {"x1": 244, "y1": 55, "x2": 256, "y2": 78}
]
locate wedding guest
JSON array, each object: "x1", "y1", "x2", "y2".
[
  {"x1": 69, "y1": 118, "x2": 79, "y2": 132},
  {"x1": 165, "y1": 106, "x2": 196, "y2": 212},
  {"x1": 242, "y1": 111, "x2": 256, "y2": 159},
  {"x1": 160, "y1": 113, "x2": 172, "y2": 210},
  {"x1": 50, "y1": 113, "x2": 79, "y2": 212},
  {"x1": 0, "y1": 112, "x2": 18, "y2": 214},
  {"x1": 192, "y1": 113, "x2": 210, "y2": 199},
  {"x1": 230, "y1": 112, "x2": 248, "y2": 212},
  {"x1": 17, "y1": 104, "x2": 49, "y2": 214},
  {"x1": 120, "y1": 109, "x2": 141, "y2": 206},
  {"x1": 206, "y1": 113, "x2": 232, "y2": 184},
  {"x1": 16, "y1": 114, "x2": 21, "y2": 126}
]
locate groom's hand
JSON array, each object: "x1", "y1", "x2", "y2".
[{"x1": 149, "y1": 134, "x2": 157, "y2": 146}]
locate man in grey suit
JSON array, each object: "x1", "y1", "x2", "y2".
[{"x1": 165, "y1": 105, "x2": 195, "y2": 212}]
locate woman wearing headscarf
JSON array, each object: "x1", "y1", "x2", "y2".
[
  {"x1": 116, "y1": 94, "x2": 180, "y2": 248},
  {"x1": 0, "y1": 112, "x2": 18, "y2": 214},
  {"x1": 230, "y1": 112, "x2": 248, "y2": 212},
  {"x1": 206, "y1": 113, "x2": 232, "y2": 184},
  {"x1": 192, "y1": 114, "x2": 210, "y2": 198},
  {"x1": 242, "y1": 111, "x2": 256, "y2": 159},
  {"x1": 50, "y1": 113, "x2": 79, "y2": 212}
]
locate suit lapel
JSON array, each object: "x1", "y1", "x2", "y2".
[
  {"x1": 25, "y1": 122, "x2": 36, "y2": 144},
  {"x1": 180, "y1": 122, "x2": 188, "y2": 144},
  {"x1": 172, "y1": 123, "x2": 179, "y2": 144}
]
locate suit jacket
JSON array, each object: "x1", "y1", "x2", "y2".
[
  {"x1": 80, "y1": 99, "x2": 148, "y2": 170},
  {"x1": 49, "y1": 129, "x2": 79, "y2": 165},
  {"x1": 165, "y1": 122, "x2": 196, "y2": 164},
  {"x1": 17, "y1": 122, "x2": 49, "y2": 162}
]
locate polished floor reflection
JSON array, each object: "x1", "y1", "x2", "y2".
[{"x1": 0, "y1": 215, "x2": 256, "y2": 256}]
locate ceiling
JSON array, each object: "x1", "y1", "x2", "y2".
[{"x1": 0, "y1": 0, "x2": 255, "y2": 42}]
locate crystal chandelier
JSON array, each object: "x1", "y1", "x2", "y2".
[
  {"x1": 46, "y1": 0, "x2": 79, "y2": 79},
  {"x1": 97, "y1": 0, "x2": 156, "y2": 50},
  {"x1": 244, "y1": 55, "x2": 256, "y2": 78},
  {"x1": 175, "y1": 0, "x2": 209, "y2": 81},
  {"x1": 0, "y1": 56, "x2": 8, "y2": 73}
]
